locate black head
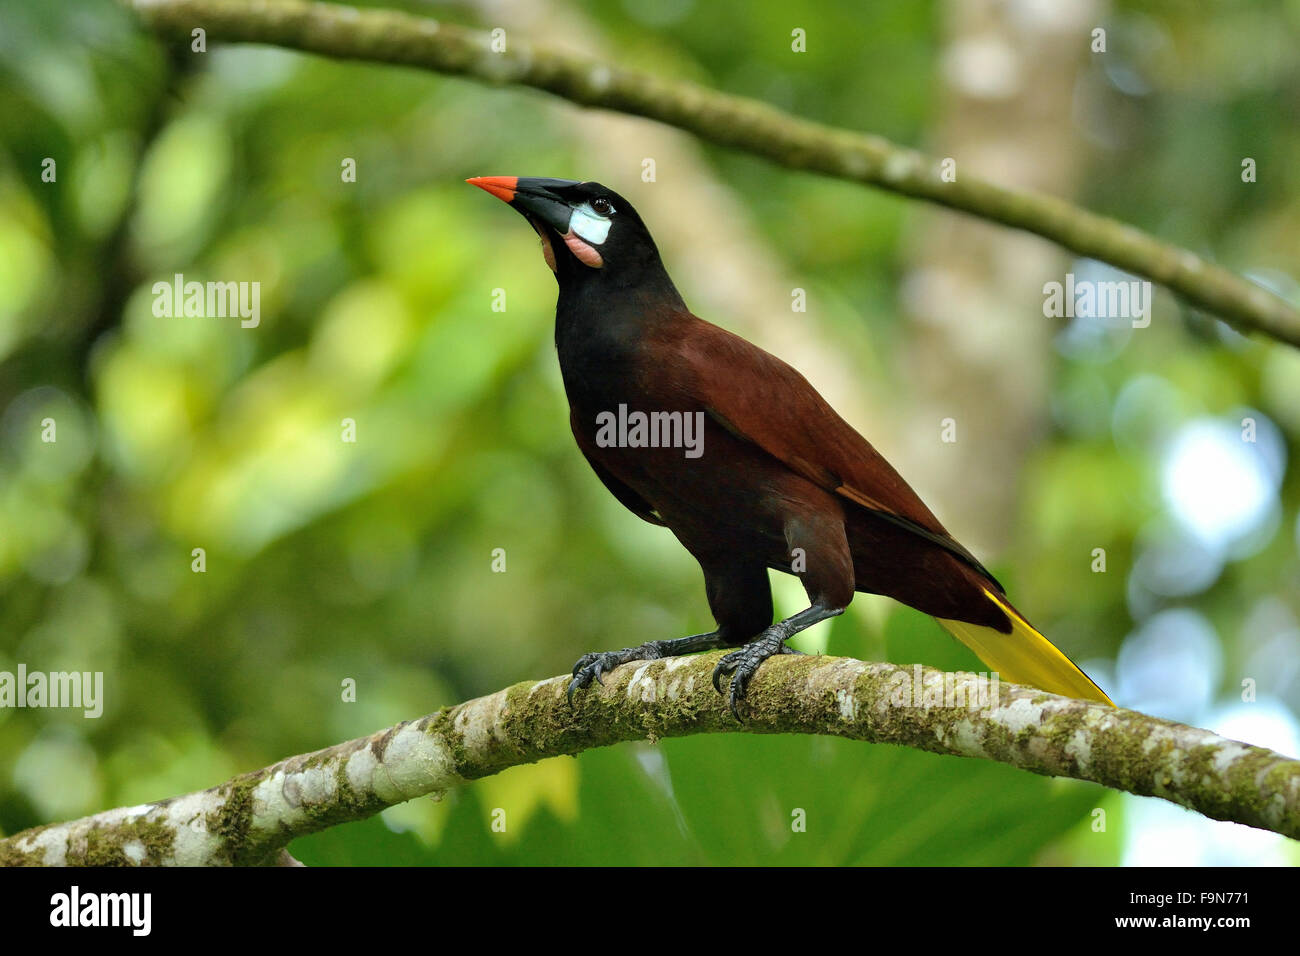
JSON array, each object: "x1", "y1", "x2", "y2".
[{"x1": 467, "y1": 177, "x2": 676, "y2": 294}]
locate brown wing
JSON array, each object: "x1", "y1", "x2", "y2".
[{"x1": 666, "y1": 317, "x2": 999, "y2": 586}]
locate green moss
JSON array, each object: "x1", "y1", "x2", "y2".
[
  {"x1": 78, "y1": 818, "x2": 175, "y2": 866},
  {"x1": 205, "y1": 778, "x2": 257, "y2": 865},
  {"x1": 0, "y1": 825, "x2": 50, "y2": 867},
  {"x1": 299, "y1": 749, "x2": 336, "y2": 771},
  {"x1": 1, "y1": 815, "x2": 179, "y2": 867}
]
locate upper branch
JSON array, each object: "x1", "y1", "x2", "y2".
[
  {"x1": 125, "y1": 0, "x2": 1300, "y2": 346},
  {"x1": 3, "y1": 654, "x2": 1297, "y2": 865}
]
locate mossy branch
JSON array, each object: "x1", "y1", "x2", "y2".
[
  {"x1": 3, "y1": 653, "x2": 1297, "y2": 865},
  {"x1": 124, "y1": 0, "x2": 1300, "y2": 346}
]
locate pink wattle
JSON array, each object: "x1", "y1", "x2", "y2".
[{"x1": 563, "y1": 231, "x2": 604, "y2": 268}]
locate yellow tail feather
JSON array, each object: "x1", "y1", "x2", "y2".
[{"x1": 936, "y1": 589, "x2": 1114, "y2": 706}]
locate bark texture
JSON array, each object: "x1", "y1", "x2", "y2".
[{"x1": 3, "y1": 654, "x2": 1297, "y2": 865}]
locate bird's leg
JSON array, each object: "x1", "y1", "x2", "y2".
[
  {"x1": 713, "y1": 508, "x2": 854, "y2": 719},
  {"x1": 712, "y1": 603, "x2": 844, "y2": 718},
  {"x1": 568, "y1": 632, "x2": 729, "y2": 702},
  {"x1": 568, "y1": 561, "x2": 773, "y2": 704}
]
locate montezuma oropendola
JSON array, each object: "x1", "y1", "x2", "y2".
[{"x1": 467, "y1": 175, "x2": 1114, "y2": 715}]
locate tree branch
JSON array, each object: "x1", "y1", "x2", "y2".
[
  {"x1": 124, "y1": 0, "x2": 1300, "y2": 346},
  {"x1": 3, "y1": 654, "x2": 1297, "y2": 865}
]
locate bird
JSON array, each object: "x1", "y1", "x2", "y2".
[{"x1": 467, "y1": 175, "x2": 1114, "y2": 716}]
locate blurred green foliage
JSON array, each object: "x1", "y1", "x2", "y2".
[{"x1": 1, "y1": 0, "x2": 1298, "y2": 865}]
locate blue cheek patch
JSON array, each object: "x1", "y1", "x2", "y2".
[{"x1": 569, "y1": 204, "x2": 612, "y2": 244}]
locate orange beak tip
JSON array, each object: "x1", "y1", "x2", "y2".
[{"x1": 467, "y1": 175, "x2": 518, "y2": 203}]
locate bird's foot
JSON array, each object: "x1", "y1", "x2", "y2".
[
  {"x1": 567, "y1": 638, "x2": 680, "y2": 704},
  {"x1": 711, "y1": 627, "x2": 795, "y2": 720},
  {"x1": 567, "y1": 632, "x2": 733, "y2": 703}
]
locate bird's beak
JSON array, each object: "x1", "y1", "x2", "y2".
[{"x1": 466, "y1": 176, "x2": 579, "y2": 235}]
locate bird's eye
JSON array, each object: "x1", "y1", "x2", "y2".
[{"x1": 591, "y1": 197, "x2": 613, "y2": 216}]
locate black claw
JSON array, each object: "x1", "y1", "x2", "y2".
[
  {"x1": 728, "y1": 662, "x2": 759, "y2": 720},
  {"x1": 711, "y1": 652, "x2": 750, "y2": 718},
  {"x1": 727, "y1": 675, "x2": 747, "y2": 721},
  {"x1": 568, "y1": 655, "x2": 602, "y2": 705},
  {"x1": 567, "y1": 663, "x2": 600, "y2": 705},
  {"x1": 571, "y1": 652, "x2": 599, "y2": 679},
  {"x1": 567, "y1": 648, "x2": 641, "y2": 705},
  {"x1": 730, "y1": 698, "x2": 745, "y2": 721},
  {"x1": 709, "y1": 631, "x2": 789, "y2": 719},
  {"x1": 711, "y1": 661, "x2": 728, "y2": 694}
]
